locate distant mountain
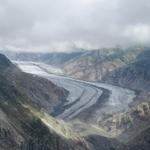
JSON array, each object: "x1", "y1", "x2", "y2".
[
  {"x1": 1, "y1": 50, "x2": 85, "y2": 67},
  {"x1": 63, "y1": 47, "x2": 143, "y2": 81}
]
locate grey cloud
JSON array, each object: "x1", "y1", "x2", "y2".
[{"x1": 0, "y1": 0, "x2": 150, "y2": 52}]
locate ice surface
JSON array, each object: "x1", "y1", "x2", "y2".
[{"x1": 15, "y1": 61, "x2": 136, "y2": 120}]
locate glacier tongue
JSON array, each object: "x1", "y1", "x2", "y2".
[{"x1": 15, "y1": 61, "x2": 136, "y2": 121}]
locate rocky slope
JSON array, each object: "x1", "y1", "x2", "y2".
[
  {"x1": 102, "y1": 49, "x2": 150, "y2": 91},
  {"x1": 0, "y1": 54, "x2": 90, "y2": 150},
  {"x1": 0, "y1": 54, "x2": 70, "y2": 114},
  {"x1": 63, "y1": 47, "x2": 143, "y2": 81}
]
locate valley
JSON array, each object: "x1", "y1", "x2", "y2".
[
  {"x1": 1, "y1": 47, "x2": 150, "y2": 150},
  {"x1": 14, "y1": 61, "x2": 136, "y2": 123}
]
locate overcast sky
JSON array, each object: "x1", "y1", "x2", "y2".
[{"x1": 0, "y1": 0, "x2": 150, "y2": 52}]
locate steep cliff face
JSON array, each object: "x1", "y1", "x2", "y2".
[
  {"x1": 63, "y1": 47, "x2": 143, "y2": 81},
  {"x1": 0, "y1": 54, "x2": 90, "y2": 150}
]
